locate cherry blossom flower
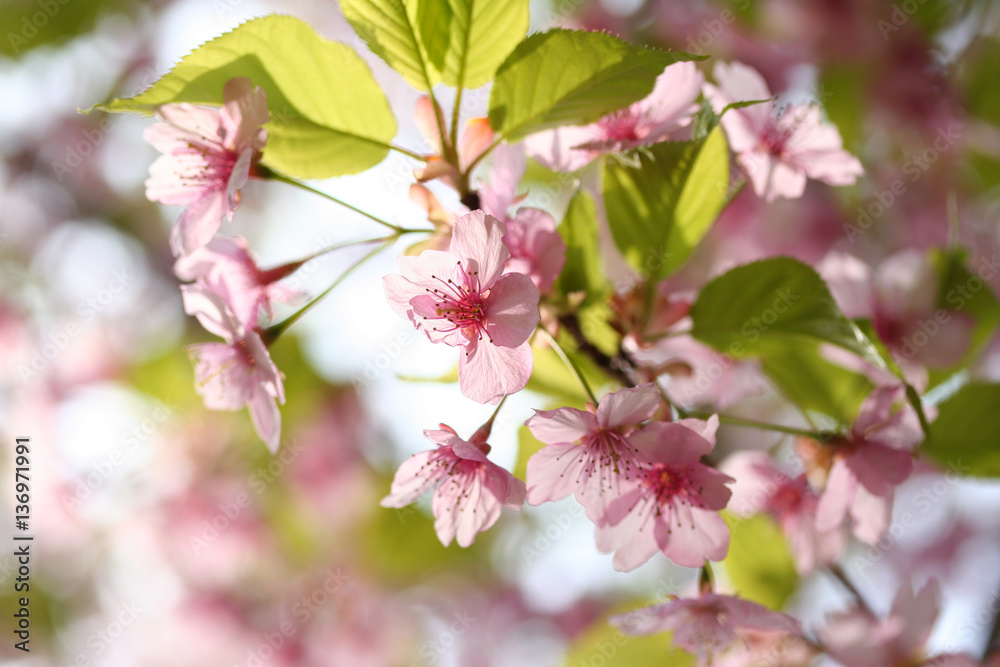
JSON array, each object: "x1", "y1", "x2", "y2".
[
  {"x1": 174, "y1": 236, "x2": 303, "y2": 329},
  {"x1": 811, "y1": 384, "x2": 921, "y2": 544},
  {"x1": 380, "y1": 424, "x2": 526, "y2": 547},
  {"x1": 721, "y1": 450, "x2": 843, "y2": 574},
  {"x1": 480, "y1": 145, "x2": 566, "y2": 294},
  {"x1": 594, "y1": 416, "x2": 734, "y2": 570},
  {"x1": 611, "y1": 593, "x2": 801, "y2": 663},
  {"x1": 405, "y1": 183, "x2": 456, "y2": 255},
  {"x1": 703, "y1": 61, "x2": 863, "y2": 202},
  {"x1": 819, "y1": 250, "x2": 974, "y2": 373},
  {"x1": 526, "y1": 61, "x2": 703, "y2": 172},
  {"x1": 382, "y1": 210, "x2": 540, "y2": 404},
  {"x1": 819, "y1": 579, "x2": 979, "y2": 667},
  {"x1": 413, "y1": 96, "x2": 494, "y2": 193},
  {"x1": 183, "y1": 287, "x2": 285, "y2": 452},
  {"x1": 524, "y1": 383, "x2": 662, "y2": 517},
  {"x1": 145, "y1": 77, "x2": 268, "y2": 256}
]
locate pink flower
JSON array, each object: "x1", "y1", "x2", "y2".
[
  {"x1": 145, "y1": 77, "x2": 268, "y2": 256},
  {"x1": 524, "y1": 383, "x2": 662, "y2": 517},
  {"x1": 480, "y1": 145, "x2": 566, "y2": 293},
  {"x1": 594, "y1": 416, "x2": 734, "y2": 570},
  {"x1": 819, "y1": 251, "x2": 974, "y2": 371},
  {"x1": 526, "y1": 61, "x2": 703, "y2": 172},
  {"x1": 721, "y1": 450, "x2": 843, "y2": 574},
  {"x1": 183, "y1": 288, "x2": 285, "y2": 452},
  {"x1": 413, "y1": 96, "x2": 494, "y2": 192},
  {"x1": 611, "y1": 593, "x2": 801, "y2": 663},
  {"x1": 819, "y1": 580, "x2": 978, "y2": 667},
  {"x1": 813, "y1": 384, "x2": 921, "y2": 544},
  {"x1": 703, "y1": 61, "x2": 863, "y2": 202},
  {"x1": 174, "y1": 236, "x2": 304, "y2": 329},
  {"x1": 380, "y1": 424, "x2": 526, "y2": 547},
  {"x1": 382, "y1": 210, "x2": 540, "y2": 404}
]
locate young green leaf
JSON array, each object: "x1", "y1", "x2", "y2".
[
  {"x1": 94, "y1": 15, "x2": 397, "y2": 179},
  {"x1": 489, "y1": 29, "x2": 704, "y2": 141},
  {"x1": 922, "y1": 383, "x2": 1000, "y2": 477},
  {"x1": 437, "y1": 0, "x2": 529, "y2": 89},
  {"x1": 341, "y1": 0, "x2": 440, "y2": 90},
  {"x1": 555, "y1": 189, "x2": 609, "y2": 305},
  {"x1": 723, "y1": 513, "x2": 798, "y2": 610},
  {"x1": 601, "y1": 127, "x2": 730, "y2": 281}
]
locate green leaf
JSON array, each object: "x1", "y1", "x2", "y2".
[
  {"x1": 690, "y1": 257, "x2": 888, "y2": 422},
  {"x1": 690, "y1": 258, "x2": 882, "y2": 364},
  {"x1": 602, "y1": 127, "x2": 730, "y2": 281},
  {"x1": 94, "y1": 15, "x2": 397, "y2": 179},
  {"x1": 489, "y1": 29, "x2": 704, "y2": 141},
  {"x1": 556, "y1": 189, "x2": 609, "y2": 304},
  {"x1": 922, "y1": 383, "x2": 1000, "y2": 477},
  {"x1": 341, "y1": 0, "x2": 438, "y2": 90},
  {"x1": 416, "y1": 0, "x2": 453, "y2": 71},
  {"x1": 723, "y1": 513, "x2": 798, "y2": 610},
  {"x1": 437, "y1": 0, "x2": 530, "y2": 89},
  {"x1": 761, "y1": 343, "x2": 874, "y2": 425},
  {"x1": 0, "y1": 0, "x2": 127, "y2": 58},
  {"x1": 927, "y1": 248, "x2": 1000, "y2": 388},
  {"x1": 563, "y1": 608, "x2": 694, "y2": 667}
]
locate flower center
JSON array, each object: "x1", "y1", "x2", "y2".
[
  {"x1": 642, "y1": 462, "x2": 698, "y2": 506},
  {"x1": 598, "y1": 110, "x2": 642, "y2": 142},
  {"x1": 424, "y1": 261, "x2": 492, "y2": 342}
]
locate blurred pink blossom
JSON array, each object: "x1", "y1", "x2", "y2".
[
  {"x1": 704, "y1": 61, "x2": 863, "y2": 202},
  {"x1": 145, "y1": 77, "x2": 268, "y2": 256},
  {"x1": 526, "y1": 61, "x2": 703, "y2": 171},
  {"x1": 611, "y1": 592, "x2": 800, "y2": 663}
]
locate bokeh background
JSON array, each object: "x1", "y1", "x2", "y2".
[{"x1": 2, "y1": 0, "x2": 1000, "y2": 665}]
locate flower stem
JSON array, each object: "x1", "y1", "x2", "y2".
[
  {"x1": 263, "y1": 241, "x2": 391, "y2": 343},
  {"x1": 389, "y1": 143, "x2": 427, "y2": 161},
  {"x1": 261, "y1": 169, "x2": 405, "y2": 233},
  {"x1": 450, "y1": 87, "x2": 463, "y2": 156},
  {"x1": 828, "y1": 564, "x2": 874, "y2": 615},
  {"x1": 463, "y1": 136, "x2": 503, "y2": 176},
  {"x1": 471, "y1": 395, "x2": 508, "y2": 444},
  {"x1": 678, "y1": 408, "x2": 836, "y2": 440},
  {"x1": 539, "y1": 327, "x2": 599, "y2": 405}
]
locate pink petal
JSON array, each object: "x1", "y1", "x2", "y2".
[
  {"x1": 480, "y1": 143, "x2": 526, "y2": 216},
  {"x1": 180, "y1": 284, "x2": 242, "y2": 342},
  {"x1": 449, "y1": 210, "x2": 510, "y2": 288},
  {"x1": 525, "y1": 441, "x2": 590, "y2": 505},
  {"x1": 629, "y1": 421, "x2": 714, "y2": 465},
  {"x1": 152, "y1": 103, "x2": 225, "y2": 150},
  {"x1": 484, "y1": 272, "x2": 539, "y2": 347},
  {"x1": 816, "y1": 459, "x2": 854, "y2": 533},
  {"x1": 382, "y1": 249, "x2": 462, "y2": 319},
  {"x1": 170, "y1": 190, "x2": 228, "y2": 256},
  {"x1": 659, "y1": 503, "x2": 730, "y2": 567},
  {"x1": 525, "y1": 407, "x2": 597, "y2": 444},
  {"x1": 634, "y1": 61, "x2": 703, "y2": 140},
  {"x1": 818, "y1": 252, "x2": 876, "y2": 319},
  {"x1": 246, "y1": 386, "x2": 281, "y2": 453},
  {"x1": 458, "y1": 338, "x2": 532, "y2": 404},
  {"x1": 849, "y1": 481, "x2": 892, "y2": 544},
  {"x1": 414, "y1": 95, "x2": 443, "y2": 153},
  {"x1": 220, "y1": 77, "x2": 268, "y2": 152},
  {"x1": 595, "y1": 383, "x2": 662, "y2": 430},
  {"x1": 458, "y1": 117, "x2": 494, "y2": 169},
  {"x1": 380, "y1": 450, "x2": 450, "y2": 508},
  {"x1": 892, "y1": 580, "x2": 940, "y2": 655},
  {"x1": 524, "y1": 124, "x2": 605, "y2": 172}
]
